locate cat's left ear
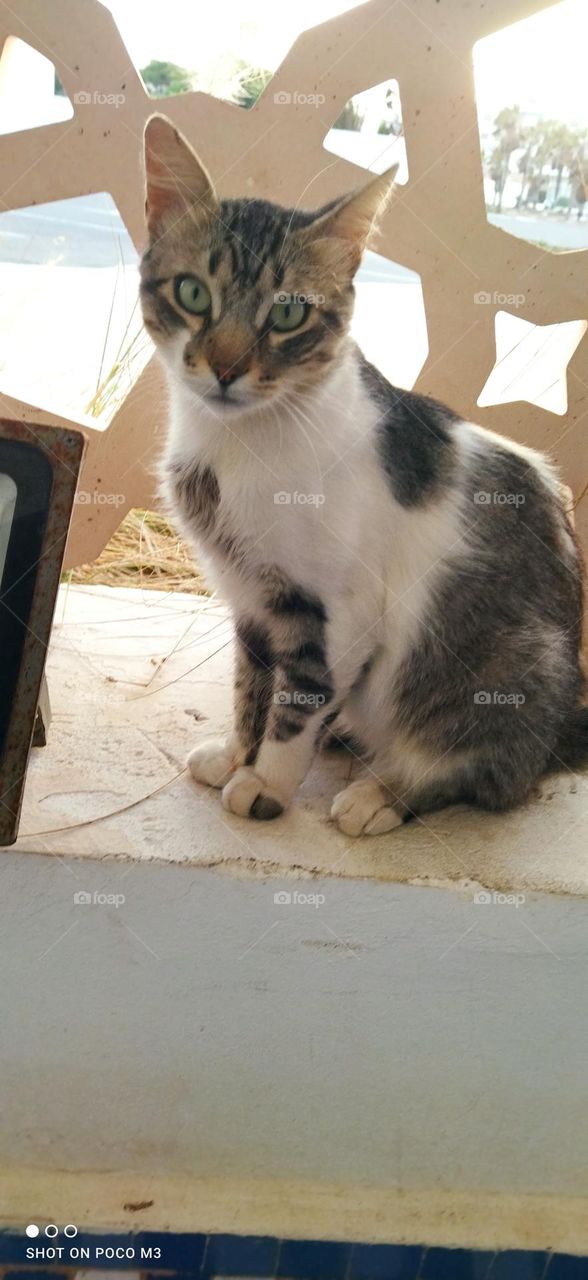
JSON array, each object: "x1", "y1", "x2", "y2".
[
  {"x1": 305, "y1": 165, "x2": 398, "y2": 275},
  {"x1": 144, "y1": 114, "x2": 218, "y2": 239}
]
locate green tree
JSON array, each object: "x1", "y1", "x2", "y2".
[
  {"x1": 541, "y1": 120, "x2": 583, "y2": 202},
  {"x1": 519, "y1": 119, "x2": 588, "y2": 209},
  {"x1": 140, "y1": 60, "x2": 194, "y2": 97},
  {"x1": 333, "y1": 99, "x2": 364, "y2": 131}
]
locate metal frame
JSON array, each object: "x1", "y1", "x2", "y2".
[{"x1": 0, "y1": 419, "x2": 84, "y2": 845}]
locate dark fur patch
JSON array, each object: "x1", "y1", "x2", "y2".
[
  {"x1": 279, "y1": 328, "x2": 326, "y2": 359},
  {"x1": 233, "y1": 623, "x2": 275, "y2": 766},
  {"x1": 283, "y1": 641, "x2": 326, "y2": 665},
  {"x1": 141, "y1": 282, "x2": 186, "y2": 336},
  {"x1": 359, "y1": 354, "x2": 457, "y2": 507},
  {"x1": 237, "y1": 619, "x2": 274, "y2": 670},
  {"x1": 556, "y1": 706, "x2": 588, "y2": 767},
  {"x1": 215, "y1": 197, "x2": 335, "y2": 285},
  {"x1": 250, "y1": 794, "x2": 284, "y2": 820},
  {"x1": 266, "y1": 581, "x2": 327, "y2": 623},
  {"x1": 270, "y1": 715, "x2": 306, "y2": 742},
  {"x1": 169, "y1": 460, "x2": 220, "y2": 535}
]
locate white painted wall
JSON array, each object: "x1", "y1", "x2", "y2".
[{"x1": 1, "y1": 848, "x2": 587, "y2": 1201}]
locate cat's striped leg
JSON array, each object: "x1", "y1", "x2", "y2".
[
  {"x1": 188, "y1": 620, "x2": 275, "y2": 788},
  {"x1": 222, "y1": 626, "x2": 336, "y2": 821}
]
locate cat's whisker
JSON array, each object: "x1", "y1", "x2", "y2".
[
  {"x1": 289, "y1": 392, "x2": 359, "y2": 484},
  {"x1": 281, "y1": 402, "x2": 326, "y2": 502},
  {"x1": 270, "y1": 404, "x2": 284, "y2": 463}
]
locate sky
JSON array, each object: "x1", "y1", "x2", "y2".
[
  {"x1": 473, "y1": 0, "x2": 588, "y2": 128},
  {"x1": 102, "y1": 0, "x2": 588, "y2": 129}
]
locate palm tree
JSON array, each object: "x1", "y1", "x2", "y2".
[{"x1": 489, "y1": 106, "x2": 526, "y2": 211}]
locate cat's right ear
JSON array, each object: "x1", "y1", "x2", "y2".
[{"x1": 143, "y1": 115, "x2": 217, "y2": 239}]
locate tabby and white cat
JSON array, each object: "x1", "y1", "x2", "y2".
[{"x1": 140, "y1": 114, "x2": 587, "y2": 836}]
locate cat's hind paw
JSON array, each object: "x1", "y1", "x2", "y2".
[
  {"x1": 188, "y1": 738, "x2": 239, "y2": 789},
  {"x1": 331, "y1": 779, "x2": 403, "y2": 837},
  {"x1": 222, "y1": 767, "x2": 286, "y2": 821}
]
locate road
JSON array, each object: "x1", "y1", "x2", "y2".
[
  {"x1": 0, "y1": 193, "x2": 138, "y2": 267},
  {"x1": 488, "y1": 210, "x2": 588, "y2": 252}
]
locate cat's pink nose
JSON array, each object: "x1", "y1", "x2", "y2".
[
  {"x1": 213, "y1": 364, "x2": 239, "y2": 386},
  {"x1": 210, "y1": 359, "x2": 249, "y2": 387}
]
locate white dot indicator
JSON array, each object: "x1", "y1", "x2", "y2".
[
  {"x1": 45, "y1": 1224, "x2": 59, "y2": 1238},
  {"x1": 25, "y1": 1225, "x2": 39, "y2": 1238},
  {"x1": 64, "y1": 1225, "x2": 77, "y2": 1238}
]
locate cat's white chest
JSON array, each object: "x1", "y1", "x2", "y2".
[
  {"x1": 214, "y1": 408, "x2": 375, "y2": 599},
  {"x1": 167, "y1": 369, "x2": 465, "y2": 672}
]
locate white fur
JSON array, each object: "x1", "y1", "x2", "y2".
[
  {"x1": 331, "y1": 779, "x2": 403, "y2": 836},
  {"x1": 188, "y1": 736, "x2": 243, "y2": 787}
]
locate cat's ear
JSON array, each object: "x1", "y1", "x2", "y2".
[
  {"x1": 144, "y1": 114, "x2": 217, "y2": 238},
  {"x1": 305, "y1": 165, "x2": 398, "y2": 276}
]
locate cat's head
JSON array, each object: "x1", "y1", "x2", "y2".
[{"x1": 140, "y1": 115, "x2": 396, "y2": 418}]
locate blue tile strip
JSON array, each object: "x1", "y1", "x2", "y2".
[
  {"x1": 1, "y1": 1229, "x2": 587, "y2": 1280},
  {"x1": 203, "y1": 1234, "x2": 279, "y2": 1277},
  {"x1": 349, "y1": 1242, "x2": 424, "y2": 1279},
  {"x1": 488, "y1": 1251, "x2": 550, "y2": 1280},
  {"x1": 276, "y1": 1238, "x2": 350, "y2": 1279},
  {"x1": 549, "y1": 1256, "x2": 588, "y2": 1279},
  {"x1": 420, "y1": 1246, "x2": 496, "y2": 1279}
]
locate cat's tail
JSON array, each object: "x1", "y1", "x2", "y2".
[{"x1": 556, "y1": 706, "x2": 588, "y2": 769}]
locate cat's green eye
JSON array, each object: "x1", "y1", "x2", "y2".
[
  {"x1": 269, "y1": 298, "x2": 308, "y2": 332},
  {"x1": 175, "y1": 275, "x2": 211, "y2": 315}
]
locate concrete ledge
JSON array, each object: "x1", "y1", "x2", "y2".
[
  {"x1": 2, "y1": 1168, "x2": 588, "y2": 1255},
  {"x1": 15, "y1": 585, "x2": 588, "y2": 898}
]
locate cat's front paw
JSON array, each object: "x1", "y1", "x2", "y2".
[
  {"x1": 222, "y1": 767, "x2": 287, "y2": 821},
  {"x1": 188, "y1": 737, "x2": 241, "y2": 789},
  {"x1": 331, "y1": 779, "x2": 403, "y2": 836}
]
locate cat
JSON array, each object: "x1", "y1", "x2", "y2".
[{"x1": 140, "y1": 113, "x2": 587, "y2": 837}]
